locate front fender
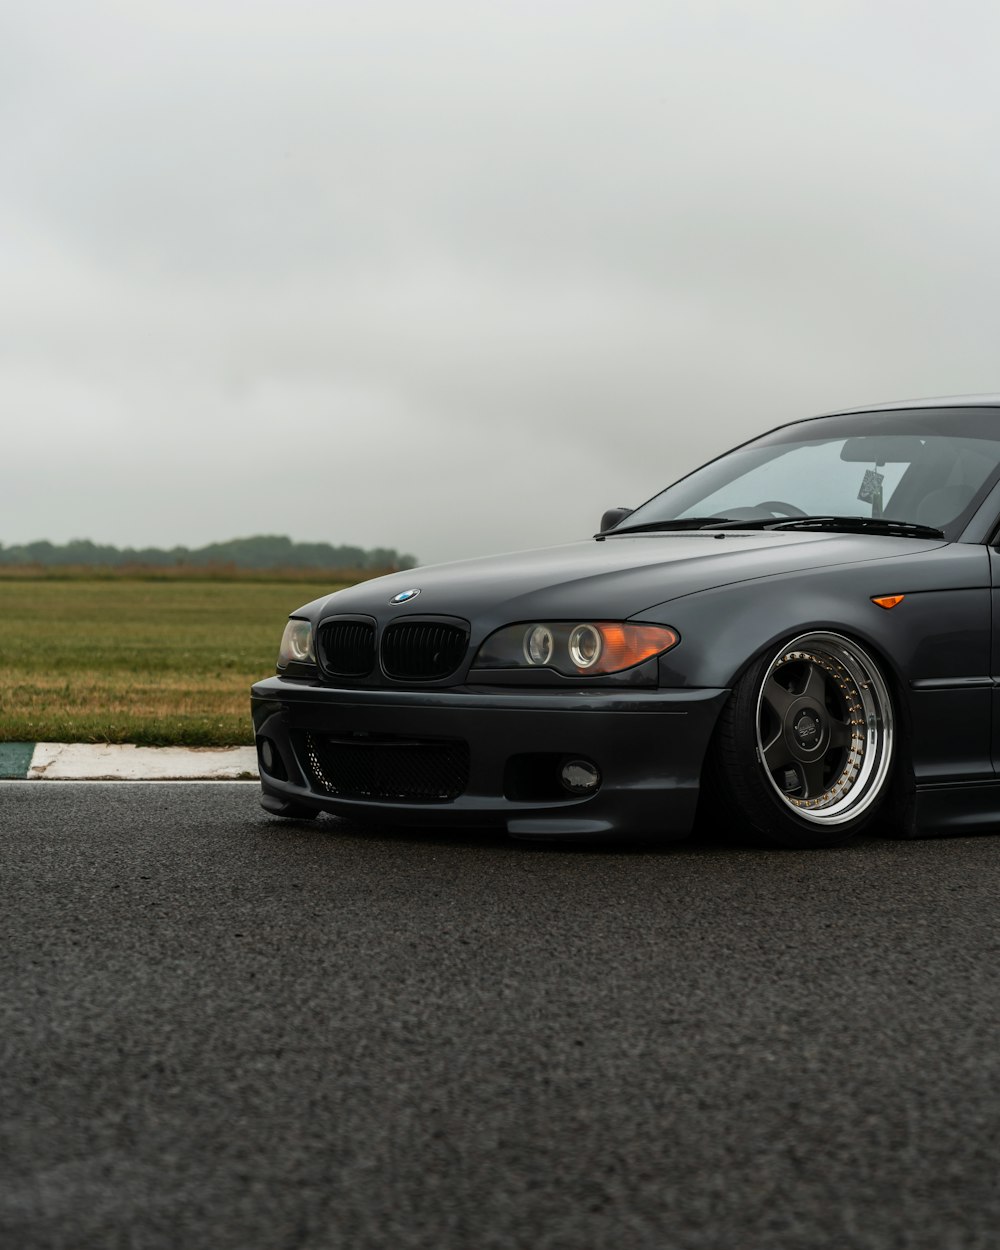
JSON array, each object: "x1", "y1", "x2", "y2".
[{"x1": 638, "y1": 544, "x2": 992, "y2": 787}]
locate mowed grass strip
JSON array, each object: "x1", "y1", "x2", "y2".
[{"x1": 0, "y1": 578, "x2": 344, "y2": 746}]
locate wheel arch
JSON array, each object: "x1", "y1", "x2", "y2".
[{"x1": 693, "y1": 621, "x2": 915, "y2": 840}]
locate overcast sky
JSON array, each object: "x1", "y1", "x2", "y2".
[{"x1": 4, "y1": 0, "x2": 1000, "y2": 565}]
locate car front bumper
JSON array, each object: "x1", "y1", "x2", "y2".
[{"x1": 250, "y1": 677, "x2": 730, "y2": 839}]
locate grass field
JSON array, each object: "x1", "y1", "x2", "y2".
[{"x1": 0, "y1": 577, "x2": 347, "y2": 746}]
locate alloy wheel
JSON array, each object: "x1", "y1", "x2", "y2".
[{"x1": 754, "y1": 631, "x2": 894, "y2": 826}]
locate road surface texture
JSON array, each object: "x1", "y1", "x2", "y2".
[{"x1": 1, "y1": 783, "x2": 998, "y2": 1250}]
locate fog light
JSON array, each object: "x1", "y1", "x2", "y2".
[
  {"x1": 560, "y1": 759, "x2": 601, "y2": 794},
  {"x1": 258, "y1": 736, "x2": 288, "y2": 782}
]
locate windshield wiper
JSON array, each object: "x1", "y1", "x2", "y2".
[
  {"x1": 713, "y1": 515, "x2": 946, "y2": 540},
  {"x1": 601, "y1": 515, "x2": 946, "y2": 541},
  {"x1": 601, "y1": 517, "x2": 732, "y2": 536}
]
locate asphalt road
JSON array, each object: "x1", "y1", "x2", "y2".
[{"x1": 1, "y1": 784, "x2": 998, "y2": 1250}]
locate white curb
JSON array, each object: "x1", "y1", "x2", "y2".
[{"x1": 27, "y1": 744, "x2": 259, "y2": 781}]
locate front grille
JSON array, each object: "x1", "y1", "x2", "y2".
[
  {"x1": 302, "y1": 732, "x2": 469, "y2": 803},
  {"x1": 317, "y1": 619, "x2": 376, "y2": 678},
  {"x1": 381, "y1": 620, "x2": 469, "y2": 681}
]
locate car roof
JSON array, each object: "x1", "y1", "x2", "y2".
[{"x1": 821, "y1": 393, "x2": 1000, "y2": 416}]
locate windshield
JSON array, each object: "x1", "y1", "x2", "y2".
[{"x1": 616, "y1": 410, "x2": 1000, "y2": 541}]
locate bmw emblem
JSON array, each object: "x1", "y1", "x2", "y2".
[{"x1": 390, "y1": 588, "x2": 421, "y2": 605}]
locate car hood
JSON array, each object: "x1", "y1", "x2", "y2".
[{"x1": 303, "y1": 530, "x2": 949, "y2": 628}]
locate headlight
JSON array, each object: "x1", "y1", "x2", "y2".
[
  {"x1": 277, "y1": 619, "x2": 316, "y2": 668},
  {"x1": 523, "y1": 624, "x2": 555, "y2": 666},
  {"x1": 568, "y1": 623, "x2": 602, "y2": 669},
  {"x1": 475, "y1": 621, "x2": 679, "y2": 677}
]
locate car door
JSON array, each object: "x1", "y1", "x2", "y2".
[{"x1": 991, "y1": 543, "x2": 1000, "y2": 774}]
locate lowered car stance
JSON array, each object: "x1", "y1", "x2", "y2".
[{"x1": 252, "y1": 397, "x2": 1000, "y2": 847}]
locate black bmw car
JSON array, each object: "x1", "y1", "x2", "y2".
[{"x1": 252, "y1": 397, "x2": 1000, "y2": 847}]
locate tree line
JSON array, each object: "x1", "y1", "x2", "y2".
[{"x1": 0, "y1": 535, "x2": 417, "y2": 571}]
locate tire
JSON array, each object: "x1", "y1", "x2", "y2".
[{"x1": 712, "y1": 631, "x2": 895, "y2": 848}]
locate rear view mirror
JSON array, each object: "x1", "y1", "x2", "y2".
[
  {"x1": 599, "y1": 507, "x2": 633, "y2": 532},
  {"x1": 840, "y1": 436, "x2": 926, "y2": 463}
]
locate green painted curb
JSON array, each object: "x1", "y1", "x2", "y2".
[{"x1": 0, "y1": 743, "x2": 36, "y2": 779}]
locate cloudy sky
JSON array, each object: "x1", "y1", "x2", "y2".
[{"x1": 4, "y1": 0, "x2": 1000, "y2": 565}]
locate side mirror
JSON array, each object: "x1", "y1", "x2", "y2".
[{"x1": 599, "y1": 506, "x2": 633, "y2": 533}]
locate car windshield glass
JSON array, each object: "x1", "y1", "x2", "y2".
[{"x1": 614, "y1": 411, "x2": 1000, "y2": 541}]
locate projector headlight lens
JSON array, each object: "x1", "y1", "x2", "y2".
[
  {"x1": 523, "y1": 624, "x2": 554, "y2": 666},
  {"x1": 568, "y1": 624, "x2": 602, "y2": 669}
]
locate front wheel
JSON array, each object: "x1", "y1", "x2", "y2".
[{"x1": 712, "y1": 631, "x2": 895, "y2": 848}]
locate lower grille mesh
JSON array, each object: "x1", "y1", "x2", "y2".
[{"x1": 302, "y1": 732, "x2": 469, "y2": 803}]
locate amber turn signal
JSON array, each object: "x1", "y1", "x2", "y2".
[
  {"x1": 592, "y1": 623, "x2": 679, "y2": 673},
  {"x1": 872, "y1": 595, "x2": 905, "y2": 610}
]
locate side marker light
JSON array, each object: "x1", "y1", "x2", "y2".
[{"x1": 872, "y1": 595, "x2": 905, "y2": 610}]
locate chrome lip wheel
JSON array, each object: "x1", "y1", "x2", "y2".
[{"x1": 754, "y1": 631, "x2": 894, "y2": 826}]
